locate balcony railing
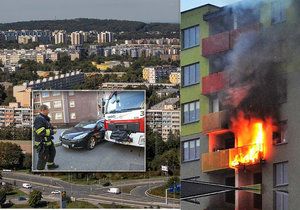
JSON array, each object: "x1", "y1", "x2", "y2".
[
  {"x1": 202, "y1": 110, "x2": 229, "y2": 133},
  {"x1": 202, "y1": 71, "x2": 228, "y2": 95},
  {"x1": 202, "y1": 143, "x2": 264, "y2": 173},
  {"x1": 202, "y1": 23, "x2": 261, "y2": 57},
  {"x1": 202, "y1": 149, "x2": 230, "y2": 173}
]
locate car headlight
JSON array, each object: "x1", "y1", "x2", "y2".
[
  {"x1": 138, "y1": 136, "x2": 145, "y2": 145},
  {"x1": 73, "y1": 133, "x2": 88, "y2": 140}
]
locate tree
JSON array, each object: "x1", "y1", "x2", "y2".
[
  {"x1": 0, "y1": 189, "x2": 6, "y2": 208},
  {"x1": 22, "y1": 154, "x2": 32, "y2": 169},
  {"x1": 0, "y1": 142, "x2": 23, "y2": 169},
  {"x1": 28, "y1": 190, "x2": 42, "y2": 207},
  {"x1": 0, "y1": 85, "x2": 7, "y2": 105}
]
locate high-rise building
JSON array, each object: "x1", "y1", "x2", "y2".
[
  {"x1": 147, "y1": 98, "x2": 180, "y2": 141},
  {"x1": 0, "y1": 102, "x2": 31, "y2": 127},
  {"x1": 71, "y1": 31, "x2": 84, "y2": 46},
  {"x1": 98, "y1": 31, "x2": 114, "y2": 44},
  {"x1": 180, "y1": 0, "x2": 298, "y2": 210},
  {"x1": 143, "y1": 66, "x2": 179, "y2": 84},
  {"x1": 53, "y1": 30, "x2": 67, "y2": 45}
]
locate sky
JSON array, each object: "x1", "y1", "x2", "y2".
[
  {"x1": 181, "y1": 0, "x2": 241, "y2": 12},
  {"x1": 0, "y1": 0, "x2": 180, "y2": 24}
]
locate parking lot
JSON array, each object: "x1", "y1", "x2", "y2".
[{"x1": 32, "y1": 129, "x2": 145, "y2": 171}]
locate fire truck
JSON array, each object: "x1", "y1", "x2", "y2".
[{"x1": 103, "y1": 91, "x2": 145, "y2": 147}]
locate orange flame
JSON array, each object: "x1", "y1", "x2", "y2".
[{"x1": 229, "y1": 112, "x2": 272, "y2": 168}]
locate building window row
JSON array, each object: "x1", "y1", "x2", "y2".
[
  {"x1": 182, "y1": 25, "x2": 200, "y2": 49},
  {"x1": 183, "y1": 101, "x2": 200, "y2": 124},
  {"x1": 183, "y1": 139, "x2": 200, "y2": 162},
  {"x1": 183, "y1": 63, "x2": 200, "y2": 87}
]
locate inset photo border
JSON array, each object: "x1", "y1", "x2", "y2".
[{"x1": 31, "y1": 90, "x2": 146, "y2": 172}]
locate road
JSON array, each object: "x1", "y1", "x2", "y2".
[
  {"x1": 2, "y1": 171, "x2": 180, "y2": 208},
  {"x1": 32, "y1": 129, "x2": 145, "y2": 171}
]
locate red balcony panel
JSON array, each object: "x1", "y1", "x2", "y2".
[
  {"x1": 202, "y1": 71, "x2": 228, "y2": 95},
  {"x1": 202, "y1": 31, "x2": 230, "y2": 57},
  {"x1": 230, "y1": 23, "x2": 261, "y2": 48}
]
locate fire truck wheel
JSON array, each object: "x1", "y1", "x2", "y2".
[{"x1": 87, "y1": 136, "x2": 96, "y2": 150}]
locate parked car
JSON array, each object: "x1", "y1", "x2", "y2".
[
  {"x1": 22, "y1": 183, "x2": 32, "y2": 189},
  {"x1": 18, "y1": 196, "x2": 26, "y2": 201},
  {"x1": 2, "y1": 169, "x2": 12, "y2": 172},
  {"x1": 51, "y1": 190, "x2": 61, "y2": 194},
  {"x1": 60, "y1": 119, "x2": 105, "y2": 150},
  {"x1": 107, "y1": 187, "x2": 120, "y2": 194}
]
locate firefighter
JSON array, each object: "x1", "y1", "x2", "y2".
[{"x1": 34, "y1": 104, "x2": 59, "y2": 170}]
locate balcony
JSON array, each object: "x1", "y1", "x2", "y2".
[
  {"x1": 202, "y1": 23, "x2": 261, "y2": 57},
  {"x1": 202, "y1": 144, "x2": 264, "y2": 173},
  {"x1": 202, "y1": 71, "x2": 228, "y2": 95},
  {"x1": 202, "y1": 149, "x2": 230, "y2": 173},
  {"x1": 202, "y1": 110, "x2": 229, "y2": 134},
  {"x1": 202, "y1": 31, "x2": 230, "y2": 57}
]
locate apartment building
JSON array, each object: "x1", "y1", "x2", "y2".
[
  {"x1": 98, "y1": 31, "x2": 114, "y2": 44},
  {"x1": 143, "y1": 66, "x2": 180, "y2": 84},
  {"x1": 33, "y1": 91, "x2": 102, "y2": 125},
  {"x1": 169, "y1": 71, "x2": 181, "y2": 85},
  {"x1": 53, "y1": 30, "x2": 67, "y2": 44},
  {"x1": 180, "y1": 1, "x2": 297, "y2": 210},
  {"x1": 70, "y1": 31, "x2": 84, "y2": 46},
  {"x1": 0, "y1": 102, "x2": 31, "y2": 127},
  {"x1": 147, "y1": 98, "x2": 180, "y2": 141}
]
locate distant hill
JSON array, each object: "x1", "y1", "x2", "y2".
[{"x1": 0, "y1": 18, "x2": 179, "y2": 34}]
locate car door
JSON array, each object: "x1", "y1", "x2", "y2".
[{"x1": 95, "y1": 121, "x2": 105, "y2": 141}]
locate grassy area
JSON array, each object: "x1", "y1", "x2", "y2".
[
  {"x1": 148, "y1": 186, "x2": 180, "y2": 199},
  {"x1": 67, "y1": 200, "x2": 98, "y2": 208},
  {"x1": 98, "y1": 202, "x2": 134, "y2": 208},
  {"x1": 12, "y1": 201, "x2": 59, "y2": 209},
  {"x1": 120, "y1": 185, "x2": 137, "y2": 194},
  {"x1": 6, "y1": 188, "x2": 27, "y2": 198}
]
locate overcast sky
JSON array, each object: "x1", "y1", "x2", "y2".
[
  {"x1": 0, "y1": 0, "x2": 180, "y2": 24},
  {"x1": 181, "y1": 0, "x2": 241, "y2": 11}
]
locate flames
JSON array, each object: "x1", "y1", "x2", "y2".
[{"x1": 229, "y1": 112, "x2": 272, "y2": 168}]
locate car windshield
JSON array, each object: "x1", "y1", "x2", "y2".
[
  {"x1": 106, "y1": 91, "x2": 144, "y2": 114},
  {"x1": 75, "y1": 121, "x2": 97, "y2": 129}
]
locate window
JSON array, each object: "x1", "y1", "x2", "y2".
[
  {"x1": 182, "y1": 25, "x2": 200, "y2": 49},
  {"x1": 183, "y1": 63, "x2": 200, "y2": 87},
  {"x1": 271, "y1": 0, "x2": 286, "y2": 24},
  {"x1": 55, "y1": 112, "x2": 63, "y2": 120},
  {"x1": 69, "y1": 100, "x2": 75, "y2": 108},
  {"x1": 225, "y1": 177, "x2": 235, "y2": 204},
  {"x1": 42, "y1": 92, "x2": 49, "y2": 98},
  {"x1": 183, "y1": 139, "x2": 200, "y2": 162},
  {"x1": 273, "y1": 121, "x2": 287, "y2": 145},
  {"x1": 274, "y1": 191, "x2": 288, "y2": 210},
  {"x1": 183, "y1": 101, "x2": 200, "y2": 124},
  {"x1": 70, "y1": 113, "x2": 76, "y2": 120},
  {"x1": 53, "y1": 101, "x2": 62, "y2": 108},
  {"x1": 69, "y1": 91, "x2": 75, "y2": 96},
  {"x1": 274, "y1": 162, "x2": 288, "y2": 187},
  {"x1": 52, "y1": 91, "x2": 60, "y2": 96},
  {"x1": 42, "y1": 102, "x2": 51, "y2": 109}
]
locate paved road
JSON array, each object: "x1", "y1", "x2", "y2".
[
  {"x1": 2, "y1": 171, "x2": 180, "y2": 208},
  {"x1": 32, "y1": 129, "x2": 145, "y2": 171}
]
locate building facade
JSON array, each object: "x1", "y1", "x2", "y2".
[
  {"x1": 147, "y1": 98, "x2": 180, "y2": 141},
  {"x1": 33, "y1": 91, "x2": 102, "y2": 125},
  {"x1": 180, "y1": 1, "x2": 298, "y2": 210},
  {"x1": 0, "y1": 103, "x2": 31, "y2": 127}
]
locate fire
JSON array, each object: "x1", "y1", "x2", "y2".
[{"x1": 229, "y1": 112, "x2": 272, "y2": 168}]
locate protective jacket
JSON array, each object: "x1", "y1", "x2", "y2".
[{"x1": 33, "y1": 113, "x2": 54, "y2": 146}]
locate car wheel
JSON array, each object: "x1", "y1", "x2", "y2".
[{"x1": 87, "y1": 136, "x2": 96, "y2": 150}]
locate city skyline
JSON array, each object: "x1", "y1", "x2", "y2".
[{"x1": 0, "y1": 0, "x2": 179, "y2": 24}]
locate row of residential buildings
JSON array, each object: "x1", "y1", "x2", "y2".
[
  {"x1": 0, "y1": 30, "x2": 114, "y2": 45},
  {"x1": 142, "y1": 66, "x2": 181, "y2": 85}
]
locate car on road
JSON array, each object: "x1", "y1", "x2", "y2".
[
  {"x1": 60, "y1": 119, "x2": 105, "y2": 150},
  {"x1": 51, "y1": 190, "x2": 61, "y2": 194},
  {"x1": 22, "y1": 183, "x2": 32, "y2": 189},
  {"x1": 18, "y1": 196, "x2": 26, "y2": 201},
  {"x1": 107, "y1": 187, "x2": 120, "y2": 194},
  {"x1": 2, "y1": 169, "x2": 12, "y2": 172}
]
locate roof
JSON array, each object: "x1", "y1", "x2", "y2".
[
  {"x1": 181, "y1": 4, "x2": 219, "y2": 14},
  {"x1": 150, "y1": 97, "x2": 179, "y2": 110}
]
